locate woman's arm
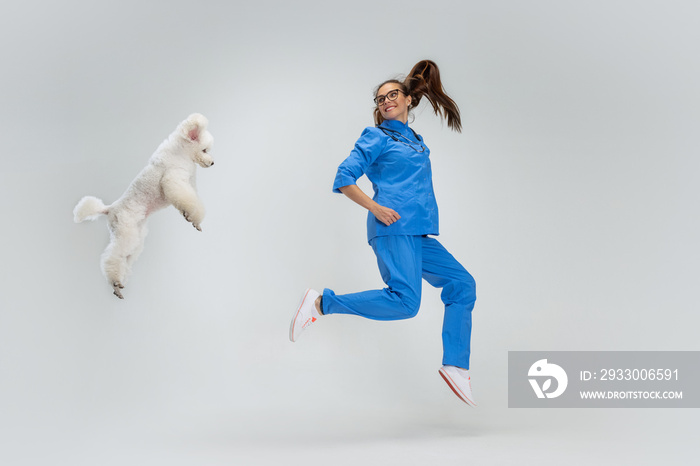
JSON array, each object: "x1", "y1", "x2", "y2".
[{"x1": 338, "y1": 184, "x2": 401, "y2": 226}]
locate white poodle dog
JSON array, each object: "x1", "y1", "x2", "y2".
[{"x1": 73, "y1": 113, "x2": 214, "y2": 299}]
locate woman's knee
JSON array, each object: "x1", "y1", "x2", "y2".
[
  {"x1": 445, "y1": 272, "x2": 476, "y2": 305},
  {"x1": 401, "y1": 296, "x2": 421, "y2": 318},
  {"x1": 388, "y1": 288, "x2": 421, "y2": 319}
]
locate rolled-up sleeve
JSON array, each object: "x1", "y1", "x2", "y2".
[{"x1": 332, "y1": 128, "x2": 386, "y2": 193}]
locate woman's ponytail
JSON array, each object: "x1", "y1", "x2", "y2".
[
  {"x1": 405, "y1": 60, "x2": 462, "y2": 132},
  {"x1": 373, "y1": 60, "x2": 462, "y2": 132}
]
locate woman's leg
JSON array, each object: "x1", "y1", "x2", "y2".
[
  {"x1": 323, "y1": 235, "x2": 423, "y2": 321},
  {"x1": 420, "y1": 236, "x2": 476, "y2": 369}
]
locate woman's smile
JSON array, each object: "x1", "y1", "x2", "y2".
[{"x1": 376, "y1": 83, "x2": 410, "y2": 123}]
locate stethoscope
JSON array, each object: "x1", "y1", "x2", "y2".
[{"x1": 377, "y1": 125, "x2": 426, "y2": 153}]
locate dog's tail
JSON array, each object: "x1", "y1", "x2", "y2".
[{"x1": 73, "y1": 196, "x2": 109, "y2": 222}]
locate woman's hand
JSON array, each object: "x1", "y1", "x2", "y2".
[
  {"x1": 338, "y1": 184, "x2": 401, "y2": 226},
  {"x1": 370, "y1": 204, "x2": 401, "y2": 226}
]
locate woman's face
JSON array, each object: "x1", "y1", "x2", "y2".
[{"x1": 376, "y1": 83, "x2": 412, "y2": 123}]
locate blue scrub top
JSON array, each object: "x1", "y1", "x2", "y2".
[{"x1": 333, "y1": 119, "x2": 440, "y2": 242}]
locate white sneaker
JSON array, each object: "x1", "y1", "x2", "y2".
[
  {"x1": 439, "y1": 365, "x2": 477, "y2": 407},
  {"x1": 289, "y1": 288, "x2": 321, "y2": 342}
]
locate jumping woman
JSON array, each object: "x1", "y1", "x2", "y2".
[{"x1": 290, "y1": 60, "x2": 477, "y2": 406}]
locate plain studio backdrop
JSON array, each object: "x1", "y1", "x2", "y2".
[{"x1": 1, "y1": 1, "x2": 698, "y2": 465}]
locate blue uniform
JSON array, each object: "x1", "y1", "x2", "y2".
[
  {"x1": 332, "y1": 119, "x2": 439, "y2": 241},
  {"x1": 323, "y1": 119, "x2": 477, "y2": 369}
]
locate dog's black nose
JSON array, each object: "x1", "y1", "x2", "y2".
[{"x1": 210, "y1": 162, "x2": 214, "y2": 166}]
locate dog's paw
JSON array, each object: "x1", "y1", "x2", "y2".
[
  {"x1": 113, "y1": 282, "x2": 124, "y2": 299},
  {"x1": 182, "y1": 211, "x2": 203, "y2": 231}
]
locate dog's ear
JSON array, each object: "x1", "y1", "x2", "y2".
[{"x1": 180, "y1": 113, "x2": 209, "y2": 142}]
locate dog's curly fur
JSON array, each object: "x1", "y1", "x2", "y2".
[{"x1": 74, "y1": 113, "x2": 214, "y2": 299}]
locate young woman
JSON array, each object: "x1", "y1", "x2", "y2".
[{"x1": 290, "y1": 60, "x2": 477, "y2": 406}]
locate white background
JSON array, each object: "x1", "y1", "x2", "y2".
[{"x1": 1, "y1": 1, "x2": 698, "y2": 464}]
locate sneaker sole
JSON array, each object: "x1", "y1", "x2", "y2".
[
  {"x1": 289, "y1": 288, "x2": 313, "y2": 342},
  {"x1": 439, "y1": 368, "x2": 477, "y2": 407}
]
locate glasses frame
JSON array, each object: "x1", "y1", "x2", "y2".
[{"x1": 374, "y1": 88, "x2": 406, "y2": 106}]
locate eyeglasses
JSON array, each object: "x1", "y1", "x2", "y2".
[{"x1": 374, "y1": 89, "x2": 405, "y2": 106}]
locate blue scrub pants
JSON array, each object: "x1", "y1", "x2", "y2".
[{"x1": 322, "y1": 235, "x2": 476, "y2": 369}]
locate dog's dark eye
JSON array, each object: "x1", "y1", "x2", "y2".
[{"x1": 203, "y1": 148, "x2": 208, "y2": 153}]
